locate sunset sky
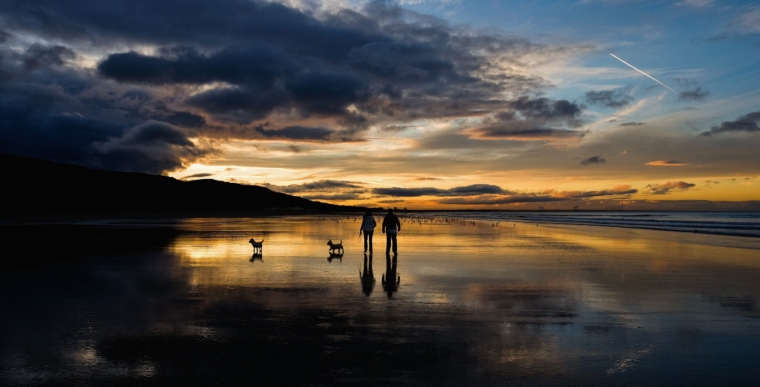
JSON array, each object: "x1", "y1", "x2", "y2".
[{"x1": 1, "y1": 0, "x2": 759, "y2": 209}]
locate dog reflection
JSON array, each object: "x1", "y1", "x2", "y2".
[
  {"x1": 249, "y1": 253, "x2": 263, "y2": 263},
  {"x1": 327, "y1": 251, "x2": 343, "y2": 263},
  {"x1": 382, "y1": 253, "x2": 400, "y2": 298},
  {"x1": 359, "y1": 253, "x2": 375, "y2": 296}
]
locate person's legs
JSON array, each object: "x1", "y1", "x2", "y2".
[
  {"x1": 386, "y1": 233, "x2": 392, "y2": 253},
  {"x1": 367, "y1": 231, "x2": 373, "y2": 252},
  {"x1": 363, "y1": 232, "x2": 369, "y2": 252},
  {"x1": 391, "y1": 234, "x2": 397, "y2": 254}
]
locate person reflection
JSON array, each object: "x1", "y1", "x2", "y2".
[
  {"x1": 381, "y1": 252, "x2": 400, "y2": 298},
  {"x1": 359, "y1": 253, "x2": 375, "y2": 296}
]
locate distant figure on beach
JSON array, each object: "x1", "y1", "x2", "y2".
[
  {"x1": 359, "y1": 253, "x2": 375, "y2": 296},
  {"x1": 360, "y1": 211, "x2": 376, "y2": 253},
  {"x1": 382, "y1": 252, "x2": 400, "y2": 298},
  {"x1": 382, "y1": 208, "x2": 401, "y2": 255}
]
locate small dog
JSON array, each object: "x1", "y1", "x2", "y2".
[
  {"x1": 249, "y1": 238, "x2": 264, "y2": 254},
  {"x1": 327, "y1": 239, "x2": 344, "y2": 254}
]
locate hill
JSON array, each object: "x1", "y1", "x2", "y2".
[{"x1": 1, "y1": 153, "x2": 362, "y2": 217}]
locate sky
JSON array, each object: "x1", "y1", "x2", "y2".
[{"x1": 1, "y1": 0, "x2": 759, "y2": 210}]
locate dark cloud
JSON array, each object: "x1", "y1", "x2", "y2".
[
  {"x1": 268, "y1": 180, "x2": 365, "y2": 194},
  {"x1": 466, "y1": 96, "x2": 586, "y2": 141},
  {"x1": 23, "y1": 44, "x2": 76, "y2": 71},
  {"x1": 580, "y1": 156, "x2": 605, "y2": 165},
  {"x1": 415, "y1": 177, "x2": 440, "y2": 181},
  {"x1": 0, "y1": 0, "x2": 588, "y2": 172},
  {"x1": 469, "y1": 126, "x2": 586, "y2": 141},
  {"x1": 93, "y1": 121, "x2": 210, "y2": 173},
  {"x1": 2, "y1": 0, "x2": 384, "y2": 57},
  {"x1": 645, "y1": 181, "x2": 696, "y2": 195},
  {"x1": 303, "y1": 193, "x2": 364, "y2": 201},
  {"x1": 373, "y1": 184, "x2": 506, "y2": 197},
  {"x1": 507, "y1": 96, "x2": 585, "y2": 121},
  {"x1": 162, "y1": 111, "x2": 206, "y2": 128},
  {"x1": 287, "y1": 145, "x2": 303, "y2": 153},
  {"x1": 700, "y1": 111, "x2": 760, "y2": 136},
  {"x1": 438, "y1": 195, "x2": 563, "y2": 205},
  {"x1": 382, "y1": 125, "x2": 412, "y2": 132},
  {"x1": 619, "y1": 122, "x2": 644, "y2": 127},
  {"x1": 254, "y1": 125, "x2": 334, "y2": 142},
  {"x1": 98, "y1": 45, "x2": 299, "y2": 87},
  {"x1": 77, "y1": 0, "x2": 568, "y2": 130},
  {"x1": 555, "y1": 186, "x2": 638, "y2": 198},
  {"x1": 0, "y1": 82, "x2": 123, "y2": 165},
  {"x1": 673, "y1": 78, "x2": 710, "y2": 102},
  {"x1": 585, "y1": 87, "x2": 633, "y2": 108},
  {"x1": 373, "y1": 187, "x2": 446, "y2": 197},
  {"x1": 376, "y1": 199, "x2": 406, "y2": 204},
  {"x1": 437, "y1": 185, "x2": 637, "y2": 205},
  {"x1": 285, "y1": 71, "x2": 368, "y2": 116},
  {"x1": 679, "y1": 87, "x2": 709, "y2": 102}
]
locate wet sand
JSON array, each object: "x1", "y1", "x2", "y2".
[{"x1": 2, "y1": 215, "x2": 760, "y2": 386}]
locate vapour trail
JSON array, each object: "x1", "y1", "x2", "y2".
[{"x1": 610, "y1": 53, "x2": 679, "y2": 94}]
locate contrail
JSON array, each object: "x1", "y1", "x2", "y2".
[{"x1": 610, "y1": 53, "x2": 678, "y2": 94}]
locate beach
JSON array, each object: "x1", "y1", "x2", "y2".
[{"x1": 2, "y1": 214, "x2": 760, "y2": 385}]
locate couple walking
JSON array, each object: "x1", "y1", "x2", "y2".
[{"x1": 360, "y1": 209, "x2": 401, "y2": 254}]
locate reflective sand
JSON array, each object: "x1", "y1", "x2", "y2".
[{"x1": 2, "y1": 215, "x2": 760, "y2": 385}]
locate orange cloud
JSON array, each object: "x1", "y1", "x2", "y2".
[{"x1": 645, "y1": 160, "x2": 690, "y2": 166}]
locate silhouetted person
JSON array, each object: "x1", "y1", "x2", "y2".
[
  {"x1": 382, "y1": 252, "x2": 400, "y2": 298},
  {"x1": 382, "y1": 209, "x2": 401, "y2": 254},
  {"x1": 360, "y1": 210, "x2": 376, "y2": 253},
  {"x1": 359, "y1": 253, "x2": 375, "y2": 296}
]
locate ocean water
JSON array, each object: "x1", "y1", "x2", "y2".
[
  {"x1": 1, "y1": 216, "x2": 760, "y2": 386},
  {"x1": 419, "y1": 211, "x2": 760, "y2": 238}
]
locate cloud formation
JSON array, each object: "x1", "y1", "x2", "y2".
[
  {"x1": 585, "y1": 87, "x2": 633, "y2": 108},
  {"x1": 580, "y1": 156, "x2": 606, "y2": 165},
  {"x1": 645, "y1": 160, "x2": 689, "y2": 166},
  {"x1": 373, "y1": 184, "x2": 506, "y2": 197},
  {"x1": 93, "y1": 121, "x2": 211, "y2": 173},
  {"x1": 467, "y1": 97, "x2": 587, "y2": 141},
  {"x1": 700, "y1": 111, "x2": 760, "y2": 136},
  {"x1": 437, "y1": 185, "x2": 637, "y2": 205},
  {"x1": 267, "y1": 180, "x2": 365, "y2": 194},
  {"x1": 646, "y1": 181, "x2": 696, "y2": 195},
  {"x1": 679, "y1": 87, "x2": 709, "y2": 102},
  {"x1": 0, "y1": 0, "x2": 589, "y2": 173}
]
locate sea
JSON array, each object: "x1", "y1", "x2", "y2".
[{"x1": 414, "y1": 211, "x2": 760, "y2": 238}]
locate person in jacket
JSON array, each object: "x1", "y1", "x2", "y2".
[
  {"x1": 382, "y1": 209, "x2": 401, "y2": 255},
  {"x1": 360, "y1": 211, "x2": 376, "y2": 252}
]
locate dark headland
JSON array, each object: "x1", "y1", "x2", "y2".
[{"x1": 1, "y1": 153, "x2": 365, "y2": 218}]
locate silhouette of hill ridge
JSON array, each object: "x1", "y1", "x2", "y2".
[{"x1": 1, "y1": 153, "x2": 360, "y2": 216}]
